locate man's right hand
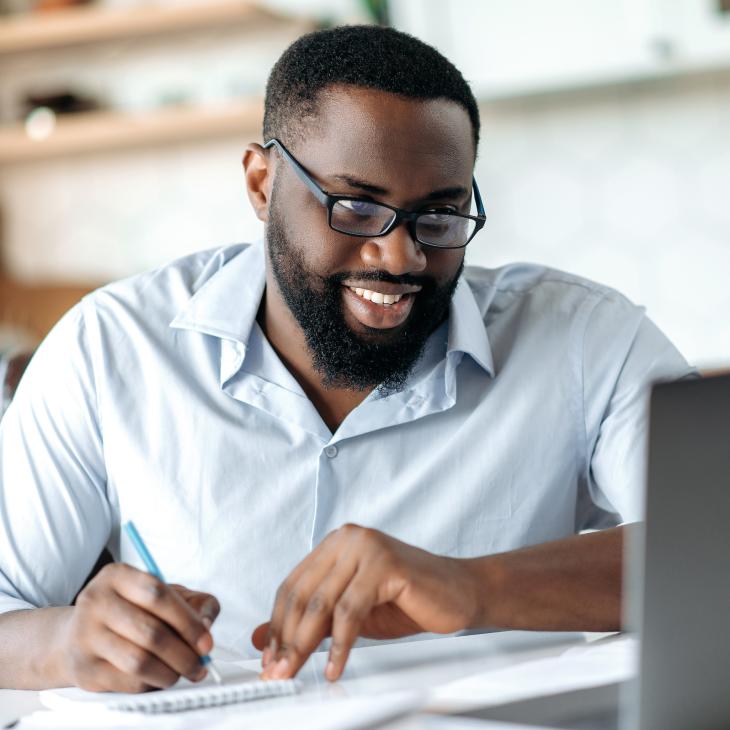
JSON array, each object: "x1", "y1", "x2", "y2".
[{"x1": 54, "y1": 563, "x2": 219, "y2": 693}]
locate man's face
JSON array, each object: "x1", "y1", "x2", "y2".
[{"x1": 265, "y1": 86, "x2": 476, "y2": 392}]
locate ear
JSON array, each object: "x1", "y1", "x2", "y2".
[{"x1": 243, "y1": 143, "x2": 275, "y2": 223}]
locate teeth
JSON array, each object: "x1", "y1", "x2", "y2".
[{"x1": 350, "y1": 287, "x2": 404, "y2": 306}]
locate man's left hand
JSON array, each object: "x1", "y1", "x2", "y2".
[{"x1": 252, "y1": 524, "x2": 480, "y2": 681}]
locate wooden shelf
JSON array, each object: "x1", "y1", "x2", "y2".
[
  {"x1": 0, "y1": 1, "x2": 290, "y2": 55},
  {"x1": 0, "y1": 98, "x2": 263, "y2": 163},
  {"x1": 0, "y1": 275, "x2": 95, "y2": 341}
]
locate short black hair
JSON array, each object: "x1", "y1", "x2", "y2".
[{"x1": 263, "y1": 25, "x2": 480, "y2": 152}]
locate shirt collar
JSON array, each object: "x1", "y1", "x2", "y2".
[
  {"x1": 170, "y1": 242, "x2": 265, "y2": 347},
  {"x1": 446, "y1": 275, "x2": 495, "y2": 377},
  {"x1": 170, "y1": 241, "x2": 495, "y2": 382},
  {"x1": 170, "y1": 243, "x2": 265, "y2": 386}
]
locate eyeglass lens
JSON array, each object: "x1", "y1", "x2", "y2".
[
  {"x1": 416, "y1": 212, "x2": 476, "y2": 247},
  {"x1": 331, "y1": 199, "x2": 394, "y2": 236},
  {"x1": 331, "y1": 200, "x2": 476, "y2": 248}
]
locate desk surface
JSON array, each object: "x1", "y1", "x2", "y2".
[{"x1": 0, "y1": 630, "x2": 610, "y2": 728}]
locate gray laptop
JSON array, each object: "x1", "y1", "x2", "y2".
[{"x1": 459, "y1": 374, "x2": 730, "y2": 730}]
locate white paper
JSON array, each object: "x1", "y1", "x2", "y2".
[
  {"x1": 16, "y1": 690, "x2": 425, "y2": 730},
  {"x1": 427, "y1": 635, "x2": 637, "y2": 713},
  {"x1": 38, "y1": 665, "x2": 269, "y2": 712}
]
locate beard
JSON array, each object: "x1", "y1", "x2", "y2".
[{"x1": 265, "y1": 194, "x2": 463, "y2": 394}]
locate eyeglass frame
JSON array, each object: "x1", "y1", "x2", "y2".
[{"x1": 263, "y1": 138, "x2": 486, "y2": 250}]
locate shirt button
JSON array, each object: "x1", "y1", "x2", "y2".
[{"x1": 325, "y1": 445, "x2": 338, "y2": 458}]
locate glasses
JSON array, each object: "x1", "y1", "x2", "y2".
[{"x1": 263, "y1": 138, "x2": 486, "y2": 249}]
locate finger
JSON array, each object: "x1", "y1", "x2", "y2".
[
  {"x1": 75, "y1": 657, "x2": 154, "y2": 694},
  {"x1": 99, "y1": 592, "x2": 209, "y2": 683},
  {"x1": 266, "y1": 526, "x2": 373, "y2": 676},
  {"x1": 266, "y1": 547, "x2": 340, "y2": 667},
  {"x1": 265, "y1": 575, "x2": 322, "y2": 676},
  {"x1": 262, "y1": 625, "x2": 277, "y2": 670},
  {"x1": 280, "y1": 569, "x2": 356, "y2": 678},
  {"x1": 254, "y1": 623, "x2": 278, "y2": 670},
  {"x1": 252, "y1": 622, "x2": 270, "y2": 652},
  {"x1": 267, "y1": 549, "x2": 360, "y2": 679},
  {"x1": 111, "y1": 565, "x2": 213, "y2": 657},
  {"x1": 170, "y1": 585, "x2": 221, "y2": 628},
  {"x1": 326, "y1": 573, "x2": 377, "y2": 681},
  {"x1": 253, "y1": 622, "x2": 276, "y2": 669},
  {"x1": 95, "y1": 627, "x2": 187, "y2": 690}
]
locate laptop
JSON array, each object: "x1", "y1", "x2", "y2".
[{"x1": 458, "y1": 373, "x2": 730, "y2": 730}]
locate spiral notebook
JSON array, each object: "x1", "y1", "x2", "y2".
[{"x1": 39, "y1": 668, "x2": 300, "y2": 714}]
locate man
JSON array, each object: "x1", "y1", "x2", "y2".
[{"x1": 0, "y1": 26, "x2": 692, "y2": 692}]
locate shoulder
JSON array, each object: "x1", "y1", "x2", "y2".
[
  {"x1": 86, "y1": 242, "x2": 252, "y2": 316},
  {"x1": 461, "y1": 262, "x2": 692, "y2": 392},
  {"x1": 71, "y1": 242, "x2": 256, "y2": 360},
  {"x1": 462, "y1": 262, "x2": 643, "y2": 329}
]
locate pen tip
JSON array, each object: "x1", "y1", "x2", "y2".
[{"x1": 208, "y1": 663, "x2": 224, "y2": 685}]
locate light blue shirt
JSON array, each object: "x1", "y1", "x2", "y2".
[{"x1": 0, "y1": 242, "x2": 693, "y2": 656}]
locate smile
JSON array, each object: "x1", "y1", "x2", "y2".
[
  {"x1": 350, "y1": 287, "x2": 404, "y2": 306},
  {"x1": 341, "y1": 284, "x2": 420, "y2": 330}
]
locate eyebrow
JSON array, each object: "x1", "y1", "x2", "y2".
[{"x1": 330, "y1": 174, "x2": 469, "y2": 203}]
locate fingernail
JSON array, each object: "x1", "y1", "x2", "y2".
[
  {"x1": 202, "y1": 616, "x2": 212, "y2": 630},
  {"x1": 270, "y1": 657, "x2": 290, "y2": 679},
  {"x1": 325, "y1": 660, "x2": 337, "y2": 681},
  {"x1": 193, "y1": 667, "x2": 207, "y2": 682},
  {"x1": 201, "y1": 600, "x2": 218, "y2": 625},
  {"x1": 197, "y1": 634, "x2": 212, "y2": 654}
]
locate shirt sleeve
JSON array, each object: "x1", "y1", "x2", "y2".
[
  {"x1": 0, "y1": 300, "x2": 111, "y2": 615},
  {"x1": 580, "y1": 293, "x2": 696, "y2": 525}
]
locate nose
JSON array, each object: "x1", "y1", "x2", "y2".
[{"x1": 359, "y1": 222, "x2": 427, "y2": 276}]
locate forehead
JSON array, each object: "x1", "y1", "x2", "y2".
[{"x1": 299, "y1": 85, "x2": 475, "y2": 191}]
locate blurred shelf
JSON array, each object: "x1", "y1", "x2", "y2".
[
  {"x1": 0, "y1": 1, "x2": 291, "y2": 55},
  {"x1": 0, "y1": 98, "x2": 263, "y2": 163},
  {"x1": 0, "y1": 275, "x2": 95, "y2": 341}
]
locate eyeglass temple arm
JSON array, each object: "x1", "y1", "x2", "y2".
[
  {"x1": 472, "y1": 176, "x2": 486, "y2": 219},
  {"x1": 266, "y1": 138, "x2": 485, "y2": 222},
  {"x1": 263, "y1": 139, "x2": 330, "y2": 206}
]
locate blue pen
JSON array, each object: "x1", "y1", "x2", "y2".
[{"x1": 123, "y1": 520, "x2": 223, "y2": 685}]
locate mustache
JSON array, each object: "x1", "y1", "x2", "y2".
[{"x1": 327, "y1": 271, "x2": 436, "y2": 288}]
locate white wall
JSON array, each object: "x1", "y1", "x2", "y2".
[
  {"x1": 1, "y1": 138, "x2": 261, "y2": 282},
  {"x1": 467, "y1": 72, "x2": 730, "y2": 369}
]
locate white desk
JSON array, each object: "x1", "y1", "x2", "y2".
[{"x1": 0, "y1": 631, "x2": 624, "y2": 729}]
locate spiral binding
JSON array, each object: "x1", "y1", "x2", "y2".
[{"x1": 109, "y1": 679, "x2": 299, "y2": 713}]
